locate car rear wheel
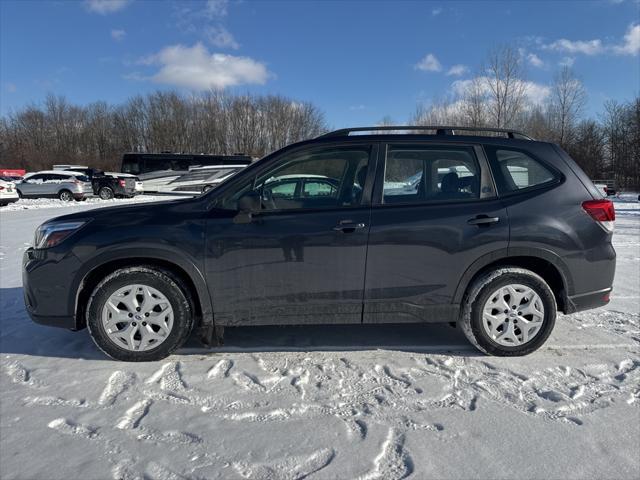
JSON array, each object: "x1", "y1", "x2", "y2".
[
  {"x1": 460, "y1": 267, "x2": 556, "y2": 356},
  {"x1": 99, "y1": 186, "x2": 114, "y2": 200},
  {"x1": 86, "y1": 267, "x2": 194, "y2": 361},
  {"x1": 58, "y1": 190, "x2": 73, "y2": 201}
]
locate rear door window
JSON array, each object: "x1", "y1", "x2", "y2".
[
  {"x1": 381, "y1": 145, "x2": 481, "y2": 204},
  {"x1": 486, "y1": 147, "x2": 559, "y2": 194}
]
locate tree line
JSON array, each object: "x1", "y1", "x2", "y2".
[
  {"x1": 412, "y1": 46, "x2": 640, "y2": 190},
  {"x1": 0, "y1": 91, "x2": 327, "y2": 172},
  {"x1": 0, "y1": 47, "x2": 638, "y2": 189}
]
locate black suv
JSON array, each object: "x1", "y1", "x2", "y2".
[{"x1": 23, "y1": 126, "x2": 616, "y2": 361}]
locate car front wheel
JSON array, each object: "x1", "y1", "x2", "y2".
[
  {"x1": 460, "y1": 267, "x2": 557, "y2": 356},
  {"x1": 86, "y1": 266, "x2": 194, "y2": 361}
]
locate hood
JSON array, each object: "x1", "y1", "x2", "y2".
[{"x1": 44, "y1": 197, "x2": 197, "y2": 225}]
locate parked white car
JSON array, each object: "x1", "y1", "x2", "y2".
[
  {"x1": 0, "y1": 177, "x2": 20, "y2": 206},
  {"x1": 17, "y1": 170, "x2": 94, "y2": 201},
  {"x1": 157, "y1": 165, "x2": 246, "y2": 195}
]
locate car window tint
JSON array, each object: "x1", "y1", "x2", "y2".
[
  {"x1": 383, "y1": 146, "x2": 480, "y2": 204},
  {"x1": 487, "y1": 148, "x2": 558, "y2": 193},
  {"x1": 303, "y1": 180, "x2": 337, "y2": 198},
  {"x1": 267, "y1": 180, "x2": 298, "y2": 198},
  {"x1": 254, "y1": 146, "x2": 370, "y2": 211}
]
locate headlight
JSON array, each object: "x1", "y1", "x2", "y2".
[{"x1": 34, "y1": 221, "x2": 87, "y2": 249}]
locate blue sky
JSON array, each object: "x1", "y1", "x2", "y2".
[{"x1": 1, "y1": 0, "x2": 638, "y2": 127}]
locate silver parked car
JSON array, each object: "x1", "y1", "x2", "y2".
[{"x1": 17, "y1": 170, "x2": 94, "y2": 201}]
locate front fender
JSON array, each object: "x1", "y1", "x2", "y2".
[{"x1": 70, "y1": 246, "x2": 213, "y2": 328}]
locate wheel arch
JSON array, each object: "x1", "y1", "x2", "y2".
[
  {"x1": 72, "y1": 251, "x2": 213, "y2": 336},
  {"x1": 453, "y1": 248, "x2": 573, "y2": 313}
]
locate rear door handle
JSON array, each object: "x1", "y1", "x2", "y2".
[
  {"x1": 333, "y1": 221, "x2": 366, "y2": 233},
  {"x1": 467, "y1": 215, "x2": 500, "y2": 226}
]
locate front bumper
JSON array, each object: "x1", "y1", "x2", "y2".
[{"x1": 22, "y1": 247, "x2": 81, "y2": 330}]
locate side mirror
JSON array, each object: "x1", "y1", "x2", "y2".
[{"x1": 233, "y1": 191, "x2": 261, "y2": 224}]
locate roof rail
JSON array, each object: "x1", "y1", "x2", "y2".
[{"x1": 318, "y1": 125, "x2": 534, "y2": 140}]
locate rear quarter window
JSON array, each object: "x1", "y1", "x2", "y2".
[{"x1": 485, "y1": 147, "x2": 560, "y2": 194}]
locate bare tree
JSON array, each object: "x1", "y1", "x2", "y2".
[
  {"x1": 549, "y1": 66, "x2": 587, "y2": 147},
  {"x1": 482, "y1": 46, "x2": 528, "y2": 128},
  {"x1": 461, "y1": 76, "x2": 486, "y2": 127},
  {"x1": 0, "y1": 91, "x2": 327, "y2": 172}
]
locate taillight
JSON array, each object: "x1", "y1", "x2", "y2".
[
  {"x1": 582, "y1": 199, "x2": 615, "y2": 231},
  {"x1": 119, "y1": 179, "x2": 126, "y2": 187}
]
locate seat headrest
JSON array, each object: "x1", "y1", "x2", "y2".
[{"x1": 441, "y1": 172, "x2": 460, "y2": 193}]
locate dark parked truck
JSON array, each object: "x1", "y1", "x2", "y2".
[
  {"x1": 57, "y1": 167, "x2": 138, "y2": 199},
  {"x1": 23, "y1": 126, "x2": 616, "y2": 361}
]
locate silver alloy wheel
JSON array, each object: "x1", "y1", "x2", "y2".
[
  {"x1": 59, "y1": 191, "x2": 73, "y2": 201},
  {"x1": 101, "y1": 284, "x2": 174, "y2": 351},
  {"x1": 481, "y1": 283, "x2": 545, "y2": 346}
]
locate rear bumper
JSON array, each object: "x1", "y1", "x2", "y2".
[{"x1": 565, "y1": 287, "x2": 612, "y2": 314}]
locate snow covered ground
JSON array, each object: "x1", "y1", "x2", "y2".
[{"x1": 0, "y1": 196, "x2": 638, "y2": 480}]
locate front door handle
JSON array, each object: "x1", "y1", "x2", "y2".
[
  {"x1": 467, "y1": 215, "x2": 500, "y2": 226},
  {"x1": 333, "y1": 221, "x2": 366, "y2": 233}
]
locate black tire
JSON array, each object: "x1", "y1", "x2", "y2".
[
  {"x1": 17, "y1": 189, "x2": 23, "y2": 199},
  {"x1": 58, "y1": 190, "x2": 73, "y2": 201},
  {"x1": 99, "y1": 187, "x2": 114, "y2": 200},
  {"x1": 460, "y1": 267, "x2": 557, "y2": 356},
  {"x1": 86, "y1": 266, "x2": 194, "y2": 361}
]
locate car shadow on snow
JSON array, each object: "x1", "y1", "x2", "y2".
[{"x1": 1, "y1": 287, "x2": 475, "y2": 360}]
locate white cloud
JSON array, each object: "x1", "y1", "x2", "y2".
[
  {"x1": 527, "y1": 53, "x2": 544, "y2": 68},
  {"x1": 542, "y1": 23, "x2": 640, "y2": 57},
  {"x1": 84, "y1": 0, "x2": 130, "y2": 15},
  {"x1": 544, "y1": 38, "x2": 604, "y2": 55},
  {"x1": 138, "y1": 43, "x2": 269, "y2": 90},
  {"x1": 432, "y1": 7, "x2": 442, "y2": 16},
  {"x1": 613, "y1": 23, "x2": 640, "y2": 55},
  {"x1": 206, "y1": 0, "x2": 228, "y2": 17},
  {"x1": 524, "y1": 82, "x2": 552, "y2": 106},
  {"x1": 349, "y1": 105, "x2": 366, "y2": 111},
  {"x1": 415, "y1": 53, "x2": 442, "y2": 72},
  {"x1": 4, "y1": 82, "x2": 17, "y2": 93},
  {"x1": 205, "y1": 26, "x2": 239, "y2": 49},
  {"x1": 111, "y1": 29, "x2": 126, "y2": 41},
  {"x1": 446, "y1": 64, "x2": 468, "y2": 76}
]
